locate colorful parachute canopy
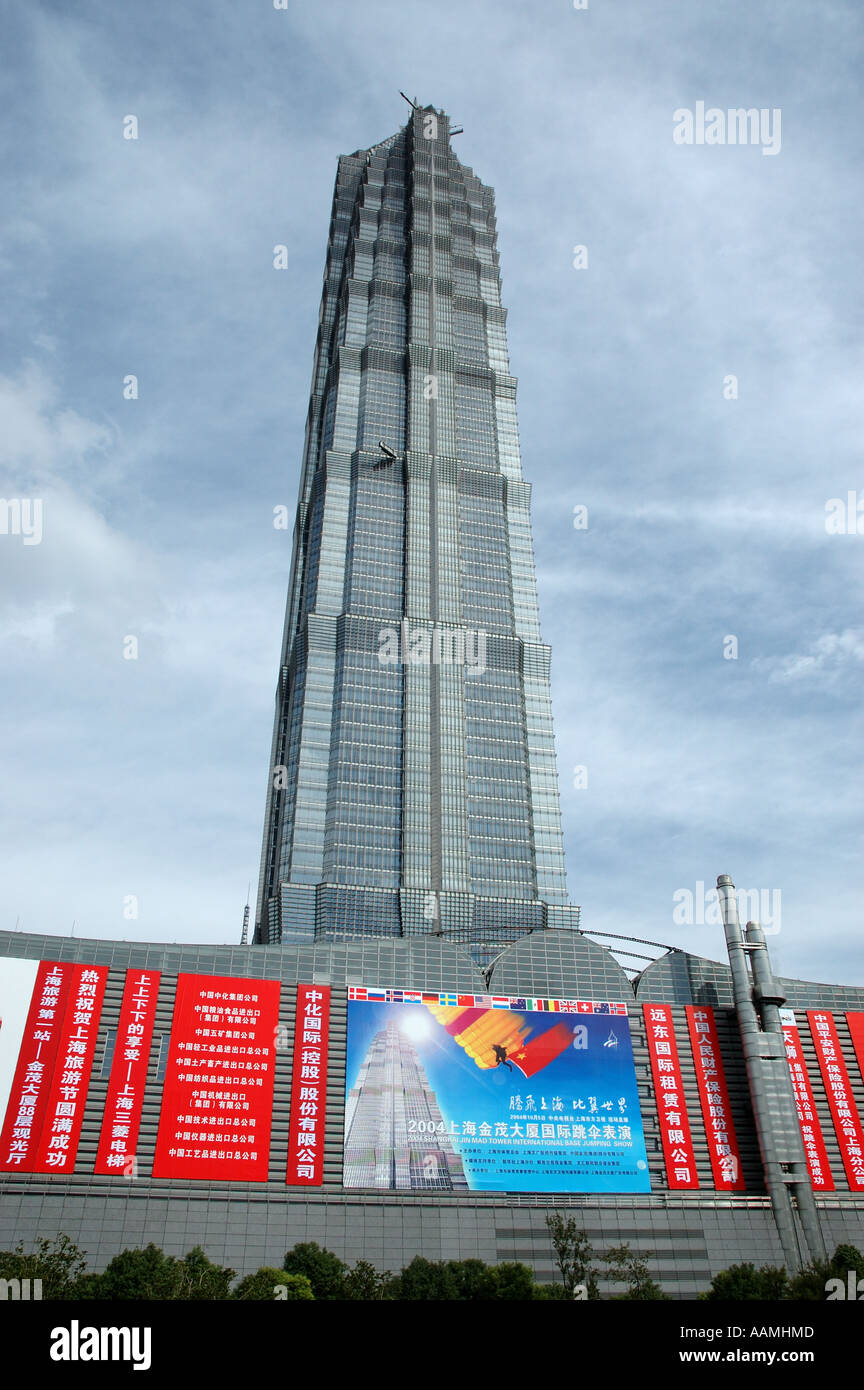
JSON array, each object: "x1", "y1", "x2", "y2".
[{"x1": 423, "y1": 1004, "x2": 574, "y2": 1078}]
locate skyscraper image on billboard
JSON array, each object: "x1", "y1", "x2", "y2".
[{"x1": 344, "y1": 990, "x2": 651, "y2": 1194}]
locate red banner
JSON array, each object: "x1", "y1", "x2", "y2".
[
  {"x1": 0, "y1": 961, "x2": 75, "y2": 1171},
  {"x1": 152, "y1": 973, "x2": 280, "y2": 1181},
  {"x1": 846, "y1": 1013, "x2": 864, "y2": 1083},
  {"x1": 685, "y1": 1005, "x2": 746, "y2": 1190},
  {"x1": 781, "y1": 1016, "x2": 834, "y2": 1191},
  {"x1": 286, "y1": 984, "x2": 330, "y2": 1186},
  {"x1": 643, "y1": 1004, "x2": 699, "y2": 1189},
  {"x1": 32, "y1": 965, "x2": 108, "y2": 1173},
  {"x1": 94, "y1": 969, "x2": 161, "y2": 1176},
  {"x1": 807, "y1": 1011, "x2": 864, "y2": 1192}
]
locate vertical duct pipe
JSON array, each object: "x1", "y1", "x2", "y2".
[{"x1": 716, "y1": 874, "x2": 825, "y2": 1271}]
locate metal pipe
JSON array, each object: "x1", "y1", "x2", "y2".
[
  {"x1": 716, "y1": 875, "x2": 821, "y2": 1271},
  {"x1": 744, "y1": 918, "x2": 827, "y2": 1262}
]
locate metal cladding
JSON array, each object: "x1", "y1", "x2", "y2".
[{"x1": 254, "y1": 107, "x2": 577, "y2": 960}]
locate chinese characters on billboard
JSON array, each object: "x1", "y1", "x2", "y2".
[
  {"x1": 286, "y1": 984, "x2": 330, "y2": 1186},
  {"x1": 778, "y1": 1009, "x2": 834, "y2": 1191},
  {"x1": 1, "y1": 960, "x2": 74, "y2": 1171},
  {"x1": 95, "y1": 970, "x2": 161, "y2": 1176},
  {"x1": 808, "y1": 1010, "x2": 864, "y2": 1191},
  {"x1": 685, "y1": 1005, "x2": 745, "y2": 1191},
  {"x1": 1, "y1": 961, "x2": 107, "y2": 1174},
  {"x1": 33, "y1": 965, "x2": 107, "y2": 1172},
  {"x1": 344, "y1": 988, "x2": 650, "y2": 1194},
  {"x1": 642, "y1": 1004, "x2": 699, "y2": 1189},
  {"x1": 152, "y1": 973, "x2": 280, "y2": 1181}
]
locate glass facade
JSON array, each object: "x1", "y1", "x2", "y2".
[{"x1": 255, "y1": 106, "x2": 579, "y2": 961}]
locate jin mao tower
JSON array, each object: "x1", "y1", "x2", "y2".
[{"x1": 255, "y1": 103, "x2": 579, "y2": 961}]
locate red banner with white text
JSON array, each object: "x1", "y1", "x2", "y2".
[
  {"x1": 643, "y1": 1004, "x2": 699, "y2": 1189},
  {"x1": 94, "y1": 969, "x2": 161, "y2": 1175},
  {"x1": 685, "y1": 1005, "x2": 745, "y2": 1190},
  {"x1": 32, "y1": 964, "x2": 108, "y2": 1173},
  {"x1": 286, "y1": 984, "x2": 330, "y2": 1186},
  {"x1": 152, "y1": 973, "x2": 280, "y2": 1181},
  {"x1": 0, "y1": 961, "x2": 76, "y2": 1171},
  {"x1": 807, "y1": 1010, "x2": 864, "y2": 1192},
  {"x1": 779, "y1": 1012, "x2": 834, "y2": 1191},
  {"x1": 846, "y1": 1013, "x2": 864, "y2": 1085}
]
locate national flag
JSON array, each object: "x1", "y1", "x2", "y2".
[
  {"x1": 511, "y1": 1022, "x2": 575, "y2": 1079},
  {"x1": 422, "y1": 993, "x2": 439, "y2": 1003},
  {"x1": 390, "y1": 990, "x2": 404, "y2": 1003},
  {"x1": 595, "y1": 1002, "x2": 610, "y2": 1014},
  {"x1": 577, "y1": 1002, "x2": 594, "y2": 1013},
  {"x1": 457, "y1": 995, "x2": 475, "y2": 1007},
  {"x1": 491, "y1": 997, "x2": 510, "y2": 1009},
  {"x1": 403, "y1": 991, "x2": 422, "y2": 1003},
  {"x1": 366, "y1": 987, "x2": 387, "y2": 1001},
  {"x1": 349, "y1": 987, "x2": 367, "y2": 1000},
  {"x1": 511, "y1": 998, "x2": 526, "y2": 1011},
  {"x1": 439, "y1": 993, "x2": 458, "y2": 1007}
]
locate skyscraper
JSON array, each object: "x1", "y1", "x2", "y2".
[
  {"x1": 255, "y1": 103, "x2": 579, "y2": 960},
  {"x1": 344, "y1": 1019, "x2": 469, "y2": 1191}
]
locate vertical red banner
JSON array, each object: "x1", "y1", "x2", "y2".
[
  {"x1": 286, "y1": 984, "x2": 330, "y2": 1186},
  {"x1": 643, "y1": 1004, "x2": 699, "y2": 1189},
  {"x1": 780, "y1": 1014, "x2": 834, "y2": 1191},
  {"x1": 94, "y1": 969, "x2": 161, "y2": 1175},
  {"x1": 685, "y1": 1005, "x2": 746, "y2": 1191},
  {"x1": 807, "y1": 1010, "x2": 864, "y2": 1192},
  {"x1": 32, "y1": 965, "x2": 108, "y2": 1173},
  {"x1": 846, "y1": 1013, "x2": 864, "y2": 1083},
  {"x1": 152, "y1": 974, "x2": 280, "y2": 1181},
  {"x1": 0, "y1": 961, "x2": 75, "y2": 1171}
]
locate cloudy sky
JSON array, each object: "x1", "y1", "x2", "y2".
[{"x1": 1, "y1": 0, "x2": 861, "y2": 986}]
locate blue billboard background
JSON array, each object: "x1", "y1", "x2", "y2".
[{"x1": 344, "y1": 998, "x2": 651, "y2": 1193}]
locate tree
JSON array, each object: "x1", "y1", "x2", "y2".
[
  {"x1": 545, "y1": 1213, "x2": 599, "y2": 1299},
  {"x1": 604, "y1": 1243, "x2": 670, "y2": 1300},
  {"x1": 391, "y1": 1256, "x2": 460, "y2": 1300},
  {"x1": 88, "y1": 1244, "x2": 183, "y2": 1300},
  {"x1": 704, "y1": 1262, "x2": 790, "y2": 1301},
  {"x1": 283, "y1": 1242, "x2": 346, "y2": 1300},
  {"x1": 0, "y1": 1234, "x2": 87, "y2": 1299},
  {"x1": 342, "y1": 1259, "x2": 392, "y2": 1301},
  {"x1": 175, "y1": 1246, "x2": 235, "y2": 1300},
  {"x1": 488, "y1": 1261, "x2": 537, "y2": 1301},
  {"x1": 787, "y1": 1244, "x2": 864, "y2": 1301},
  {"x1": 445, "y1": 1259, "x2": 496, "y2": 1300},
  {"x1": 233, "y1": 1268, "x2": 314, "y2": 1300}
]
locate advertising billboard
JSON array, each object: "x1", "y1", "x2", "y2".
[
  {"x1": 286, "y1": 984, "x2": 331, "y2": 1186},
  {"x1": 152, "y1": 973, "x2": 280, "y2": 1181},
  {"x1": 779, "y1": 1009, "x2": 834, "y2": 1191},
  {"x1": 685, "y1": 1005, "x2": 745, "y2": 1191},
  {"x1": 643, "y1": 1004, "x2": 699, "y2": 1189},
  {"x1": 344, "y1": 987, "x2": 650, "y2": 1193},
  {"x1": 807, "y1": 1010, "x2": 864, "y2": 1191},
  {"x1": 32, "y1": 964, "x2": 108, "y2": 1172},
  {"x1": 95, "y1": 969, "x2": 161, "y2": 1176},
  {"x1": 0, "y1": 960, "x2": 77, "y2": 1172},
  {"x1": 0, "y1": 957, "x2": 40, "y2": 1135}
]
